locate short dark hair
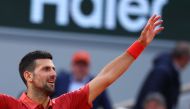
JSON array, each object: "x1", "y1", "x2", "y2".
[
  {"x1": 172, "y1": 41, "x2": 190, "y2": 59},
  {"x1": 19, "y1": 50, "x2": 53, "y2": 85}
]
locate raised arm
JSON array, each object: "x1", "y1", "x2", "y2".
[{"x1": 88, "y1": 15, "x2": 164, "y2": 104}]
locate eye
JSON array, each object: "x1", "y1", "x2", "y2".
[
  {"x1": 52, "y1": 67, "x2": 56, "y2": 71},
  {"x1": 43, "y1": 67, "x2": 51, "y2": 72}
]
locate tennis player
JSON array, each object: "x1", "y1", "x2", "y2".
[{"x1": 0, "y1": 15, "x2": 164, "y2": 109}]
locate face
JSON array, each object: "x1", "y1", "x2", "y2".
[
  {"x1": 29, "y1": 59, "x2": 56, "y2": 94},
  {"x1": 71, "y1": 61, "x2": 89, "y2": 81},
  {"x1": 180, "y1": 56, "x2": 190, "y2": 69},
  {"x1": 144, "y1": 101, "x2": 166, "y2": 109}
]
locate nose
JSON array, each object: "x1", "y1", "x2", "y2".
[{"x1": 49, "y1": 70, "x2": 56, "y2": 81}]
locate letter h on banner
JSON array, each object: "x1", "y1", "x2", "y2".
[{"x1": 30, "y1": 0, "x2": 69, "y2": 26}]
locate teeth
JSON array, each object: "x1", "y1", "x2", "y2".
[{"x1": 48, "y1": 82, "x2": 55, "y2": 85}]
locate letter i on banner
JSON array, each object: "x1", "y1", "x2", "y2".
[{"x1": 105, "y1": 0, "x2": 117, "y2": 30}]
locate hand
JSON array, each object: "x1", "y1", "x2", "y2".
[{"x1": 138, "y1": 15, "x2": 164, "y2": 46}]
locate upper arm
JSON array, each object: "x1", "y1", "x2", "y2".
[
  {"x1": 54, "y1": 84, "x2": 92, "y2": 109},
  {"x1": 88, "y1": 75, "x2": 110, "y2": 104},
  {"x1": 0, "y1": 94, "x2": 7, "y2": 108},
  {"x1": 89, "y1": 53, "x2": 134, "y2": 104}
]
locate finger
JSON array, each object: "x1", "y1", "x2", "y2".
[
  {"x1": 153, "y1": 20, "x2": 163, "y2": 29},
  {"x1": 142, "y1": 15, "x2": 157, "y2": 35},
  {"x1": 154, "y1": 27, "x2": 164, "y2": 35},
  {"x1": 148, "y1": 15, "x2": 157, "y2": 23},
  {"x1": 145, "y1": 15, "x2": 156, "y2": 29},
  {"x1": 153, "y1": 16, "x2": 162, "y2": 23},
  {"x1": 149, "y1": 15, "x2": 160, "y2": 28},
  {"x1": 142, "y1": 23, "x2": 150, "y2": 35}
]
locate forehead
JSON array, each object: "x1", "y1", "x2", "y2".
[{"x1": 35, "y1": 59, "x2": 55, "y2": 67}]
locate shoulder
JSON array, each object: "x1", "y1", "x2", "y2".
[
  {"x1": 0, "y1": 94, "x2": 20, "y2": 107},
  {"x1": 152, "y1": 52, "x2": 174, "y2": 74},
  {"x1": 53, "y1": 84, "x2": 92, "y2": 108},
  {"x1": 154, "y1": 66, "x2": 170, "y2": 73},
  {"x1": 54, "y1": 84, "x2": 89, "y2": 101},
  {"x1": 0, "y1": 94, "x2": 17, "y2": 101}
]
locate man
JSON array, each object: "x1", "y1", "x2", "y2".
[
  {"x1": 52, "y1": 51, "x2": 112, "y2": 109},
  {"x1": 143, "y1": 93, "x2": 166, "y2": 109},
  {"x1": 133, "y1": 42, "x2": 190, "y2": 109},
  {"x1": 0, "y1": 15, "x2": 164, "y2": 109}
]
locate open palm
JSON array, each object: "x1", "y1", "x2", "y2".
[{"x1": 138, "y1": 15, "x2": 164, "y2": 46}]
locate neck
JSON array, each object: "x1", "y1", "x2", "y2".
[{"x1": 27, "y1": 86, "x2": 50, "y2": 109}]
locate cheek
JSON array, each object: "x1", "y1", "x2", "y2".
[{"x1": 33, "y1": 73, "x2": 47, "y2": 85}]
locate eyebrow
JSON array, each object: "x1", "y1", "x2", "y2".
[{"x1": 41, "y1": 65, "x2": 56, "y2": 70}]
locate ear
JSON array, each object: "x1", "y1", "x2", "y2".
[{"x1": 23, "y1": 71, "x2": 33, "y2": 83}]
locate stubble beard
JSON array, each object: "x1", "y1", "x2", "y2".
[{"x1": 43, "y1": 83, "x2": 55, "y2": 95}]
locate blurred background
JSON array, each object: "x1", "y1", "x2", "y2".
[{"x1": 0, "y1": 0, "x2": 190, "y2": 109}]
